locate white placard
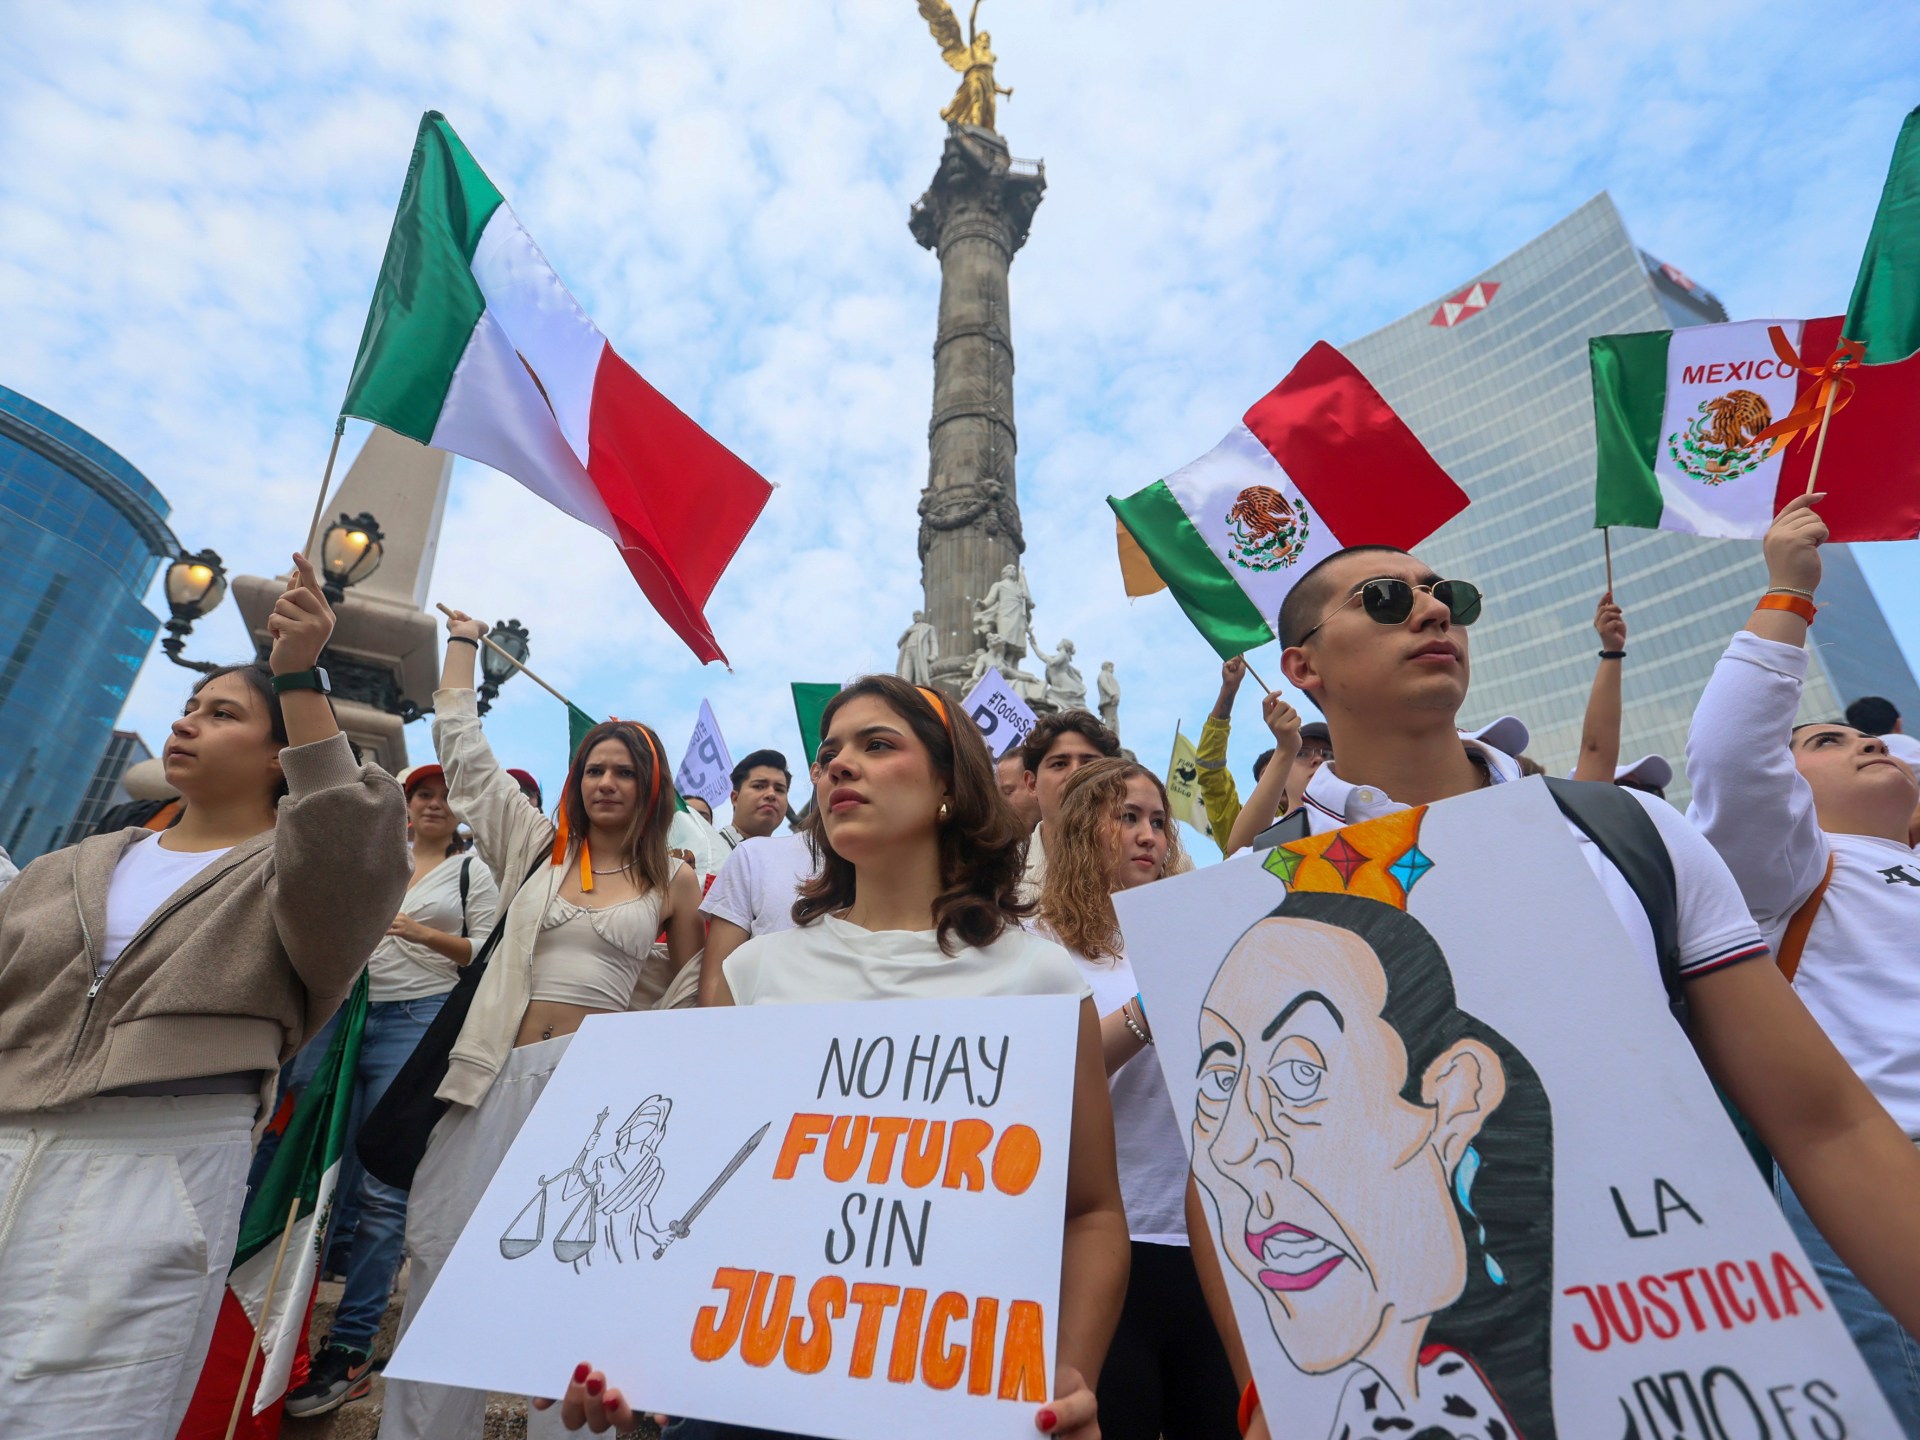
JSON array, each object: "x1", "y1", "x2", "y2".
[
  {"x1": 1114, "y1": 779, "x2": 1896, "y2": 1438},
  {"x1": 674, "y1": 699, "x2": 735, "y2": 811},
  {"x1": 387, "y1": 996, "x2": 1081, "y2": 1439},
  {"x1": 961, "y1": 669, "x2": 1039, "y2": 759}
]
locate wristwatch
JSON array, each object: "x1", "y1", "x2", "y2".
[{"x1": 270, "y1": 667, "x2": 333, "y2": 696}]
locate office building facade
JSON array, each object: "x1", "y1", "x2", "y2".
[
  {"x1": 0, "y1": 386, "x2": 175, "y2": 861},
  {"x1": 63, "y1": 729, "x2": 156, "y2": 845},
  {"x1": 1342, "y1": 194, "x2": 1920, "y2": 801}
]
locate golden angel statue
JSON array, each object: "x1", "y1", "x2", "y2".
[{"x1": 917, "y1": 0, "x2": 1012, "y2": 132}]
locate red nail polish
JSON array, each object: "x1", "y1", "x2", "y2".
[
  {"x1": 573, "y1": 1362, "x2": 590, "y2": 1384},
  {"x1": 586, "y1": 1376, "x2": 604, "y2": 1396},
  {"x1": 1037, "y1": 1408, "x2": 1057, "y2": 1432}
]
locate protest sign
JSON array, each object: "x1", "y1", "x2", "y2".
[
  {"x1": 1113, "y1": 779, "x2": 1899, "y2": 1438},
  {"x1": 674, "y1": 699, "x2": 734, "y2": 811},
  {"x1": 961, "y1": 668, "x2": 1038, "y2": 759},
  {"x1": 385, "y1": 995, "x2": 1081, "y2": 1438}
]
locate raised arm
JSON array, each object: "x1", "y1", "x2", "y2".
[
  {"x1": 1197, "y1": 659, "x2": 1245, "y2": 842},
  {"x1": 1684, "y1": 496, "x2": 1830, "y2": 923},
  {"x1": 431, "y1": 610, "x2": 556, "y2": 880},
  {"x1": 1572, "y1": 593, "x2": 1625, "y2": 782},
  {"x1": 1223, "y1": 693, "x2": 1301, "y2": 856}
]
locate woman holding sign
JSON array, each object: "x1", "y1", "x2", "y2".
[
  {"x1": 1036, "y1": 759, "x2": 1242, "y2": 1440},
  {"x1": 544, "y1": 674, "x2": 1128, "y2": 1439},
  {"x1": 381, "y1": 611, "x2": 704, "y2": 1440},
  {"x1": 0, "y1": 555, "x2": 408, "y2": 1440}
]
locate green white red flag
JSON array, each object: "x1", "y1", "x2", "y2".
[
  {"x1": 1108, "y1": 343, "x2": 1469, "y2": 659},
  {"x1": 1590, "y1": 105, "x2": 1920, "y2": 542},
  {"x1": 177, "y1": 976, "x2": 368, "y2": 1435},
  {"x1": 342, "y1": 112, "x2": 772, "y2": 665}
]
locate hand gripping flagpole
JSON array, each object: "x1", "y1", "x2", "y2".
[{"x1": 434, "y1": 602, "x2": 581, "y2": 711}]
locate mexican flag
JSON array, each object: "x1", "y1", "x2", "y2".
[
  {"x1": 1109, "y1": 343, "x2": 1469, "y2": 659},
  {"x1": 342, "y1": 113, "x2": 773, "y2": 665},
  {"x1": 1590, "y1": 106, "x2": 1920, "y2": 543},
  {"x1": 177, "y1": 977, "x2": 368, "y2": 1435}
]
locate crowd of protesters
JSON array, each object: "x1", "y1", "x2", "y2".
[{"x1": 1, "y1": 494, "x2": 1918, "y2": 1440}]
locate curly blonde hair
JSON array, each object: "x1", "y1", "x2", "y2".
[{"x1": 1037, "y1": 758, "x2": 1185, "y2": 962}]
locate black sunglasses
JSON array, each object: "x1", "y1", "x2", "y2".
[{"x1": 1297, "y1": 577, "x2": 1483, "y2": 644}]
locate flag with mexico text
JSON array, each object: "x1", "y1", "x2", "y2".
[
  {"x1": 342, "y1": 112, "x2": 772, "y2": 665},
  {"x1": 1590, "y1": 105, "x2": 1920, "y2": 542},
  {"x1": 1109, "y1": 343, "x2": 1469, "y2": 659}
]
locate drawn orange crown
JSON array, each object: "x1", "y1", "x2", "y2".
[{"x1": 1262, "y1": 806, "x2": 1432, "y2": 910}]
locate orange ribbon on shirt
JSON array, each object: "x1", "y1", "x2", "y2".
[{"x1": 1752, "y1": 326, "x2": 1865, "y2": 459}]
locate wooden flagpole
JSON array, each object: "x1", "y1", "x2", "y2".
[
  {"x1": 1802, "y1": 379, "x2": 1843, "y2": 497},
  {"x1": 1603, "y1": 527, "x2": 1614, "y2": 594},
  {"x1": 434, "y1": 603, "x2": 580, "y2": 711},
  {"x1": 302, "y1": 419, "x2": 348, "y2": 561},
  {"x1": 1240, "y1": 658, "x2": 1276, "y2": 696},
  {"x1": 224, "y1": 1195, "x2": 303, "y2": 1440}
]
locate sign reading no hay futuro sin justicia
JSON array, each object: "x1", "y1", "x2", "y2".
[
  {"x1": 1114, "y1": 779, "x2": 1899, "y2": 1439},
  {"x1": 385, "y1": 995, "x2": 1080, "y2": 1438}
]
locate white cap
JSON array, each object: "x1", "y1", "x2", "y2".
[
  {"x1": 1614, "y1": 754, "x2": 1673, "y2": 789},
  {"x1": 121, "y1": 757, "x2": 179, "y2": 802},
  {"x1": 1460, "y1": 716, "x2": 1529, "y2": 758}
]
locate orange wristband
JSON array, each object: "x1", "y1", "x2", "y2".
[
  {"x1": 1237, "y1": 1379, "x2": 1260, "y2": 1436},
  {"x1": 1755, "y1": 592, "x2": 1817, "y2": 624}
]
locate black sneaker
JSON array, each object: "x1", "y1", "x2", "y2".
[{"x1": 284, "y1": 1342, "x2": 373, "y2": 1418}]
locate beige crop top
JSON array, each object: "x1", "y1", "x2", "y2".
[{"x1": 528, "y1": 862, "x2": 680, "y2": 1011}]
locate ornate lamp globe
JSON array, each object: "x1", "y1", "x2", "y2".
[
  {"x1": 164, "y1": 549, "x2": 227, "y2": 620},
  {"x1": 319, "y1": 512, "x2": 385, "y2": 599},
  {"x1": 481, "y1": 618, "x2": 531, "y2": 688}
]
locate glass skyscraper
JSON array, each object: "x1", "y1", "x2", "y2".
[
  {"x1": 0, "y1": 386, "x2": 175, "y2": 862},
  {"x1": 1342, "y1": 194, "x2": 1920, "y2": 802}
]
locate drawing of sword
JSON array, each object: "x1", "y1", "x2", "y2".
[{"x1": 652, "y1": 1121, "x2": 772, "y2": 1260}]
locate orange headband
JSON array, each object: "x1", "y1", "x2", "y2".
[
  {"x1": 550, "y1": 719, "x2": 666, "y2": 893},
  {"x1": 916, "y1": 686, "x2": 953, "y2": 738}
]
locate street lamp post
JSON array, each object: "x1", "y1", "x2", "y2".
[{"x1": 160, "y1": 548, "x2": 229, "y2": 674}]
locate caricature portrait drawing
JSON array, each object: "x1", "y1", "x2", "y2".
[{"x1": 1192, "y1": 890, "x2": 1554, "y2": 1439}]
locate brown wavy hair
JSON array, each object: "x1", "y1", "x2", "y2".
[
  {"x1": 794, "y1": 674, "x2": 1030, "y2": 954},
  {"x1": 1037, "y1": 758, "x2": 1185, "y2": 962},
  {"x1": 562, "y1": 718, "x2": 676, "y2": 895}
]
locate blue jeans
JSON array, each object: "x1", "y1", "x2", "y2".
[
  {"x1": 326, "y1": 993, "x2": 449, "y2": 1353},
  {"x1": 1778, "y1": 1167, "x2": 1920, "y2": 1435}
]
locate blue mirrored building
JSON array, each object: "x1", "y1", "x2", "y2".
[{"x1": 0, "y1": 386, "x2": 176, "y2": 862}]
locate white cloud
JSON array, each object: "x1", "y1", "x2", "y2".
[{"x1": 4, "y1": 0, "x2": 1918, "y2": 821}]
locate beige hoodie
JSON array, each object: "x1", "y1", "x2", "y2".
[{"x1": 0, "y1": 733, "x2": 407, "y2": 1113}]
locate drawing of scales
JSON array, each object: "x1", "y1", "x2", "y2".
[{"x1": 500, "y1": 1096, "x2": 769, "y2": 1266}]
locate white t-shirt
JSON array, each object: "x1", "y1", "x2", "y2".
[
  {"x1": 101, "y1": 833, "x2": 233, "y2": 974},
  {"x1": 1300, "y1": 743, "x2": 1767, "y2": 989},
  {"x1": 701, "y1": 831, "x2": 817, "y2": 938},
  {"x1": 1068, "y1": 944, "x2": 1190, "y2": 1245},
  {"x1": 724, "y1": 914, "x2": 1092, "y2": 1007},
  {"x1": 1688, "y1": 633, "x2": 1920, "y2": 1136},
  {"x1": 367, "y1": 853, "x2": 501, "y2": 1002}
]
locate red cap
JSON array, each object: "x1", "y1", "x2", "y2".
[
  {"x1": 399, "y1": 763, "x2": 445, "y2": 796},
  {"x1": 507, "y1": 768, "x2": 541, "y2": 801}
]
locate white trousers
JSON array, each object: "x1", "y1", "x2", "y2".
[
  {"x1": 0, "y1": 1094, "x2": 255, "y2": 1440},
  {"x1": 379, "y1": 1034, "x2": 572, "y2": 1440}
]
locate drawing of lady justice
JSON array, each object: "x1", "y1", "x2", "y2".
[
  {"x1": 1192, "y1": 891, "x2": 1555, "y2": 1439},
  {"x1": 501, "y1": 1096, "x2": 672, "y2": 1267}
]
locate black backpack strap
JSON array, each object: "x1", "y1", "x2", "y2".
[
  {"x1": 458, "y1": 856, "x2": 473, "y2": 938},
  {"x1": 1544, "y1": 777, "x2": 1685, "y2": 1026}
]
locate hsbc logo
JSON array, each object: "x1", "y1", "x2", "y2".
[{"x1": 1430, "y1": 281, "x2": 1500, "y2": 328}]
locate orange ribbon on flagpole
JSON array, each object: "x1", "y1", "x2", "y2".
[{"x1": 1752, "y1": 327, "x2": 1864, "y2": 460}]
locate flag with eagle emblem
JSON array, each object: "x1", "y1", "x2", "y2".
[{"x1": 1109, "y1": 343, "x2": 1469, "y2": 659}]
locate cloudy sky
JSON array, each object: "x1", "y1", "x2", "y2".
[{"x1": 6, "y1": 0, "x2": 1917, "y2": 826}]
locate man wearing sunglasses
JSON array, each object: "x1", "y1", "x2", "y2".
[{"x1": 1203, "y1": 542, "x2": 1920, "y2": 1439}]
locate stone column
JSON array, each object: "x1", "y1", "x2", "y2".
[{"x1": 909, "y1": 125, "x2": 1045, "y2": 688}]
